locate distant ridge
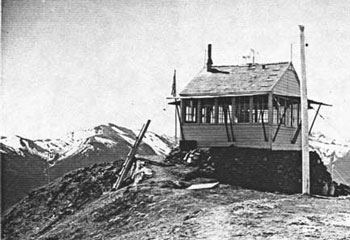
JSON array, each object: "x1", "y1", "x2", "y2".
[{"x1": 1, "y1": 123, "x2": 174, "y2": 211}]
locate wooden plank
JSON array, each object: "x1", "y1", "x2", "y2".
[{"x1": 187, "y1": 182, "x2": 219, "y2": 190}]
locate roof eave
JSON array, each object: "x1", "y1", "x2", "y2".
[{"x1": 179, "y1": 91, "x2": 271, "y2": 98}]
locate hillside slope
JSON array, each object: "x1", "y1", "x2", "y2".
[
  {"x1": 2, "y1": 155, "x2": 350, "y2": 240},
  {"x1": 1, "y1": 123, "x2": 173, "y2": 211}
]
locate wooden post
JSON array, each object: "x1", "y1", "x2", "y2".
[
  {"x1": 112, "y1": 120, "x2": 151, "y2": 190},
  {"x1": 176, "y1": 105, "x2": 185, "y2": 140},
  {"x1": 299, "y1": 25, "x2": 310, "y2": 195},
  {"x1": 231, "y1": 97, "x2": 236, "y2": 123},
  {"x1": 268, "y1": 93, "x2": 273, "y2": 149},
  {"x1": 175, "y1": 102, "x2": 177, "y2": 143},
  {"x1": 214, "y1": 98, "x2": 219, "y2": 124},
  {"x1": 197, "y1": 99, "x2": 202, "y2": 124},
  {"x1": 180, "y1": 99, "x2": 184, "y2": 124},
  {"x1": 249, "y1": 96, "x2": 254, "y2": 122}
]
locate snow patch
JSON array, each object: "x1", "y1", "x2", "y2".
[
  {"x1": 94, "y1": 136, "x2": 117, "y2": 146},
  {"x1": 0, "y1": 136, "x2": 23, "y2": 151},
  {"x1": 133, "y1": 130, "x2": 172, "y2": 155},
  {"x1": 110, "y1": 126, "x2": 135, "y2": 145},
  {"x1": 309, "y1": 132, "x2": 350, "y2": 165}
]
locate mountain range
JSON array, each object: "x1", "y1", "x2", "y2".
[
  {"x1": 1, "y1": 123, "x2": 349, "y2": 212},
  {"x1": 1, "y1": 123, "x2": 173, "y2": 211}
]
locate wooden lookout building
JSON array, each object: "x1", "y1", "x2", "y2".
[{"x1": 171, "y1": 44, "x2": 329, "y2": 151}]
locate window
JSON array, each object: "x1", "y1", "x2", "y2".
[
  {"x1": 201, "y1": 99, "x2": 215, "y2": 124},
  {"x1": 235, "y1": 97, "x2": 250, "y2": 123},
  {"x1": 273, "y1": 97, "x2": 285, "y2": 125},
  {"x1": 252, "y1": 95, "x2": 268, "y2": 123},
  {"x1": 218, "y1": 98, "x2": 232, "y2": 124},
  {"x1": 273, "y1": 97, "x2": 299, "y2": 127},
  {"x1": 291, "y1": 102, "x2": 300, "y2": 127},
  {"x1": 285, "y1": 100, "x2": 292, "y2": 127},
  {"x1": 183, "y1": 99, "x2": 197, "y2": 123}
]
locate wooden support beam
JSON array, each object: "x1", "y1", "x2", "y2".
[
  {"x1": 223, "y1": 108, "x2": 231, "y2": 142},
  {"x1": 261, "y1": 110, "x2": 268, "y2": 141},
  {"x1": 268, "y1": 93, "x2": 273, "y2": 149},
  {"x1": 214, "y1": 98, "x2": 219, "y2": 124},
  {"x1": 176, "y1": 105, "x2": 185, "y2": 140},
  {"x1": 272, "y1": 105, "x2": 288, "y2": 142},
  {"x1": 291, "y1": 121, "x2": 301, "y2": 144},
  {"x1": 228, "y1": 105, "x2": 236, "y2": 142},
  {"x1": 249, "y1": 96, "x2": 254, "y2": 122},
  {"x1": 231, "y1": 97, "x2": 236, "y2": 123},
  {"x1": 197, "y1": 99, "x2": 202, "y2": 124},
  {"x1": 309, "y1": 104, "x2": 321, "y2": 135},
  {"x1": 180, "y1": 99, "x2": 185, "y2": 123}
]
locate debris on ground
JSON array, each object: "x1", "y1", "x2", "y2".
[
  {"x1": 2, "y1": 147, "x2": 350, "y2": 240},
  {"x1": 167, "y1": 146, "x2": 350, "y2": 197},
  {"x1": 131, "y1": 161, "x2": 153, "y2": 188},
  {"x1": 187, "y1": 182, "x2": 220, "y2": 190}
]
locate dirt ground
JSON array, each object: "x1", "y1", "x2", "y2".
[{"x1": 3, "y1": 155, "x2": 350, "y2": 240}]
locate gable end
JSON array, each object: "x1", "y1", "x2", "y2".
[{"x1": 272, "y1": 63, "x2": 300, "y2": 97}]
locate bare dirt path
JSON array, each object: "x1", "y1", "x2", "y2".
[
  {"x1": 129, "y1": 155, "x2": 350, "y2": 240},
  {"x1": 185, "y1": 196, "x2": 350, "y2": 240}
]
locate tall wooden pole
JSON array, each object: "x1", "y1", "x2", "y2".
[
  {"x1": 299, "y1": 25, "x2": 310, "y2": 195},
  {"x1": 172, "y1": 69, "x2": 177, "y2": 144},
  {"x1": 175, "y1": 103, "x2": 178, "y2": 143}
]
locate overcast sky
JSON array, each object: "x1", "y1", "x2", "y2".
[{"x1": 1, "y1": 0, "x2": 350, "y2": 140}]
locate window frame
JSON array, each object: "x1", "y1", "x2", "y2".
[{"x1": 183, "y1": 99, "x2": 197, "y2": 123}]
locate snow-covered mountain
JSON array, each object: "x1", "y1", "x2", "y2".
[
  {"x1": 309, "y1": 131, "x2": 350, "y2": 186},
  {"x1": 1, "y1": 123, "x2": 174, "y2": 210},
  {"x1": 309, "y1": 132, "x2": 350, "y2": 165},
  {"x1": 1, "y1": 123, "x2": 173, "y2": 164}
]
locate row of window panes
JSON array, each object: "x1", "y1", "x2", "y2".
[{"x1": 183, "y1": 96, "x2": 299, "y2": 126}]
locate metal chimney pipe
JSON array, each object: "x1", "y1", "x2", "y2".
[{"x1": 207, "y1": 44, "x2": 213, "y2": 72}]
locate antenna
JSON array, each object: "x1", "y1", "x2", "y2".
[
  {"x1": 290, "y1": 43, "x2": 293, "y2": 62},
  {"x1": 242, "y1": 55, "x2": 250, "y2": 64},
  {"x1": 250, "y1": 49, "x2": 255, "y2": 64}
]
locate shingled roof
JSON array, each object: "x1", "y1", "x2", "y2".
[{"x1": 179, "y1": 62, "x2": 291, "y2": 97}]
